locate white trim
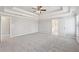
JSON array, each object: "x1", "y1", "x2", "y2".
[
  {"x1": 4, "y1": 9, "x2": 34, "y2": 17},
  {"x1": 40, "y1": 12, "x2": 72, "y2": 19},
  {"x1": 0, "y1": 12, "x2": 38, "y2": 22},
  {"x1": 12, "y1": 7, "x2": 38, "y2": 16},
  {"x1": 10, "y1": 32, "x2": 38, "y2": 38},
  {"x1": 44, "y1": 7, "x2": 69, "y2": 16}
]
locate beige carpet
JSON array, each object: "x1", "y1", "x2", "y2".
[{"x1": 0, "y1": 33, "x2": 79, "y2": 52}]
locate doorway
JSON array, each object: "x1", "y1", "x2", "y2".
[{"x1": 52, "y1": 19, "x2": 59, "y2": 35}]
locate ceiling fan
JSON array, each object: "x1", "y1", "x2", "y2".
[{"x1": 32, "y1": 6, "x2": 46, "y2": 14}]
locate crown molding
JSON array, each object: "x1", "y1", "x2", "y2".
[
  {"x1": 4, "y1": 9, "x2": 35, "y2": 17},
  {"x1": 12, "y1": 7, "x2": 38, "y2": 16},
  {"x1": 42, "y1": 6, "x2": 69, "y2": 16},
  {"x1": 40, "y1": 11, "x2": 72, "y2": 20},
  {"x1": 0, "y1": 11, "x2": 38, "y2": 20},
  {"x1": 42, "y1": 6, "x2": 63, "y2": 15}
]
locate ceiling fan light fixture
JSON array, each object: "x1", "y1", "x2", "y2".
[{"x1": 32, "y1": 6, "x2": 46, "y2": 14}]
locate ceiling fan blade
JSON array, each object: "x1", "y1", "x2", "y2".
[
  {"x1": 32, "y1": 6, "x2": 46, "y2": 14},
  {"x1": 41, "y1": 9, "x2": 46, "y2": 11}
]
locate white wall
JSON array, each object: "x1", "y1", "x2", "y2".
[
  {"x1": 10, "y1": 16, "x2": 38, "y2": 37},
  {"x1": 58, "y1": 16, "x2": 75, "y2": 37},
  {"x1": 52, "y1": 19, "x2": 59, "y2": 35},
  {"x1": 0, "y1": 16, "x2": 1, "y2": 41},
  {"x1": 38, "y1": 16, "x2": 75, "y2": 38},
  {"x1": 1, "y1": 16, "x2": 10, "y2": 41},
  {"x1": 38, "y1": 19, "x2": 52, "y2": 34},
  {"x1": 76, "y1": 15, "x2": 79, "y2": 43}
]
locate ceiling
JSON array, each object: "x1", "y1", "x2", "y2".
[
  {"x1": 16, "y1": 6, "x2": 61, "y2": 14},
  {"x1": 0, "y1": 6, "x2": 79, "y2": 18},
  {"x1": 0, "y1": 6, "x2": 62, "y2": 14}
]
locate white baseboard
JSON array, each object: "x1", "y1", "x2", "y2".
[{"x1": 10, "y1": 32, "x2": 38, "y2": 38}]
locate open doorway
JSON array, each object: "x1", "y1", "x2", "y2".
[{"x1": 52, "y1": 19, "x2": 59, "y2": 35}]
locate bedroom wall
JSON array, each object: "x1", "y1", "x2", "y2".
[
  {"x1": 38, "y1": 18, "x2": 52, "y2": 34},
  {"x1": 38, "y1": 16, "x2": 75, "y2": 37},
  {"x1": 10, "y1": 16, "x2": 38, "y2": 37},
  {"x1": 76, "y1": 15, "x2": 79, "y2": 43},
  {"x1": 0, "y1": 16, "x2": 1, "y2": 41},
  {"x1": 58, "y1": 16, "x2": 75, "y2": 37},
  {"x1": 1, "y1": 16, "x2": 10, "y2": 41}
]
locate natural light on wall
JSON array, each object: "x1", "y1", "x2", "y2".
[
  {"x1": 1, "y1": 16, "x2": 10, "y2": 41},
  {"x1": 52, "y1": 19, "x2": 59, "y2": 35}
]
